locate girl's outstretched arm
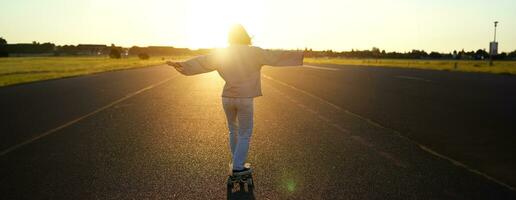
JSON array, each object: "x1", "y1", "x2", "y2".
[{"x1": 166, "y1": 55, "x2": 218, "y2": 76}]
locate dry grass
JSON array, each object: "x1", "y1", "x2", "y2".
[
  {"x1": 0, "y1": 56, "x2": 190, "y2": 87},
  {"x1": 304, "y1": 58, "x2": 516, "y2": 75}
]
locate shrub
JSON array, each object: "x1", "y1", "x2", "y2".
[
  {"x1": 0, "y1": 37, "x2": 7, "y2": 45},
  {"x1": 138, "y1": 53, "x2": 150, "y2": 60},
  {"x1": 109, "y1": 48, "x2": 121, "y2": 59}
]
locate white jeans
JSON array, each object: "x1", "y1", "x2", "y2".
[{"x1": 222, "y1": 97, "x2": 254, "y2": 170}]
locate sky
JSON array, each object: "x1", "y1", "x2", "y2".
[{"x1": 1, "y1": 0, "x2": 515, "y2": 52}]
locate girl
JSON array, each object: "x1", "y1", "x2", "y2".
[{"x1": 167, "y1": 24, "x2": 303, "y2": 175}]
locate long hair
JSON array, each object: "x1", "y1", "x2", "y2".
[{"x1": 228, "y1": 24, "x2": 251, "y2": 45}]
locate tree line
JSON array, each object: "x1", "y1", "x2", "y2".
[
  {"x1": 1, "y1": 37, "x2": 516, "y2": 60},
  {"x1": 303, "y1": 47, "x2": 516, "y2": 60},
  {"x1": 0, "y1": 38, "x2": 213, "y2": 59}
]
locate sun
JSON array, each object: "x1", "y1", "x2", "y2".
[{"x1": 185, "y1": 0, "x2": 264, "y2": 49}]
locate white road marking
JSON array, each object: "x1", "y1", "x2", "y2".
[
  {"x1": 296, "y1": 103, "x2": 307, "y2": 109},
  {"x1": 303, "y1": 65, "x2": 340, "y2": 71},
  {"x1": 332, "y1": 124, "x2": 350, "y2": 133},
  {"x1": 419, "y1": 145, "x2": 516, "y2": 192},
  {"x1": 0, "y1": 75, "x2": 178, "y2": 157},
  {"x1": 378, "y1": 151, "x2": 407, "y2": 168},
  {"x1": 317, "y1": 115, "x2": 331, "y2": 122},
  {"x1": 266, "y1": 80, "x2": 408, "y2": 168},
  {"x1": 305, "y1": 108, "x2": 318, "y2": 114},
  {"x1": 263, "y1": 74, "x2": 516, "y2": 192},
  {"x1": 396, "y1": 75, "x2": 431, "y2": 82},
  {"x1": 350, "y1": 135, "x2": 373, "y2": 148}
]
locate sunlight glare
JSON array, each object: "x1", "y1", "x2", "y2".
[{"x1": 185, "y1": 0, "x2": 264, "y2": 49}]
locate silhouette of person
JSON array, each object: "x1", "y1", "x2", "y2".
[{"x1": 167, "y1": 24, "x2": 303, "y2": 175}]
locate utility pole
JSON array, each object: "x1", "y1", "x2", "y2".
[{"x1": 489, "y1": 21, "x2": 499, "y2": 66}]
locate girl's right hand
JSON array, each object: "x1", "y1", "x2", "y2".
[{"x1": 166, "y1": 61, "x2": 184, "y2": 73}]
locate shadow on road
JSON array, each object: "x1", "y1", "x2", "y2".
[{"x1": 227, "y1": 185, "x2": 255, "y2": 200}]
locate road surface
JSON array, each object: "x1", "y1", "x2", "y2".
[{"x1": 1, "y1": 64, "x2": 515, "y2": 199}]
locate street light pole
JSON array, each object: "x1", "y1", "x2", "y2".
[
  {"x1": 489, "y1": 21, "x2": 499, "y2": 66},
  {"x1": 494, "y1": 21, "x2": 498, "y2": 42}
]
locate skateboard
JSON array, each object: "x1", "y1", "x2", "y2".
[{"x1": 227, "y1": 163, "x2": 254, "y2": 190}]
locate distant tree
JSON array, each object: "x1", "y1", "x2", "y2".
[
  {"x1": 442, "y1": 53, "x2": 453, "y2": 59},
  {"x1": 138, "y1": 53, "x2": 150, "y2": 60},
  {"x1": 128, "y1": 46, "x2": 142, "y2": 56},
  {"x1": 109, "y1": 48, "x2": 121, "y2": 59},
  {"x1": 0, "y1": 37, "x2": 6, "y2": 45},
  {"x1": 463, "y1": 50, "x2": 475, "y2": 59},
  {"x1": 508, "y1": 50, "x2": 516, "y2": 60},
  {"x1": 256, "y1": 47, "x2": 516, "y2": 60},
  {"x1": 429, "y1": 51, "x2": 442, "y2": 59},
  {"x1": 109, "y1": 44, "x2": 122, "y2": 59},
  {"x1": 456, "y1": 49, "x2": 466, "y2": 59},
  {"x1": 493, "y1": 52, "x2": 507, "y2": 60},
  {"x1": 0, "y1": 37, "x2": 7, "y2": 57},
  {"x1": 474, "y1": 49, "x2": 489, "y2": 60},
  {"x1": 501, "y1": 52, "x2": 508, "y2": 59},
  {"x1": 370, "y1": 47, "x2": 380, "y2": 58},
  {"x1": 409, "y1": 49, "x2": 428, "y2": 59}
]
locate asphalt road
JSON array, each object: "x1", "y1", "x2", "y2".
[{"x1": 1, "y1": 64, "x2": 515, "y2": 199}]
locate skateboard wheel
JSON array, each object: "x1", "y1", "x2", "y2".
[
  {"x1": 227, "y1": 176, "x2": 234, "y2": 188},
  {"x1": 247, "y1": 178, "x2": 253, "y2": 187}
]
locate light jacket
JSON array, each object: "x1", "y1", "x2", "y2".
[{"x1": 176, "y1": 45, "x2": 304, "y2": 97}]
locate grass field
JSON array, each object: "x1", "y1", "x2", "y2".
[
  {"x1": 0, "y1": 56, "x2": 190, "y2": 87},
  {"x1": 305, "y1": 57, "x2": 516, "y2": 75},
  {"x1": 2, "y1": 56, "x2": 515, "y2": 87}
]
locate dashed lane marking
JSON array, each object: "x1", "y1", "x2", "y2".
[
  {"x1": 264, "y1": 81, "x2": 409, "y2": 169},
  {"x1": 263, "y1": 73, "x2": 515, "y2": 192},
  {"x1": 419, "y1": 145, "x2": 516, "y2": 192},
  {"x1": 396, "y1": 75, "x2": 431, "y2": 82}
]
